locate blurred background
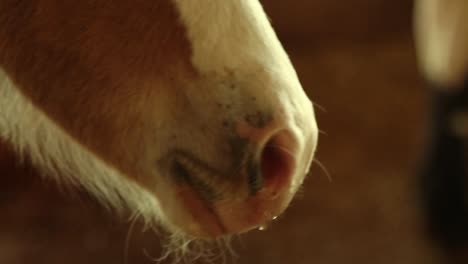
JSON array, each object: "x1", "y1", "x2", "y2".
[{"x1": 0, "y1": 1, "x2": 445, "y2": 263}]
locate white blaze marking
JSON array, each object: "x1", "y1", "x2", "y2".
[{"x1": 171, "y1": 0, "x2": 297, "y2": 77}]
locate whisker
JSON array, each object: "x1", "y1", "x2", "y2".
[
  {"x1": 312, "y1": 101, "x2": 327, "y2": 113},
  {"x1": 318, "y1": 129, "x2": 327, "y2": 136},
  {"x1": 264, "y1": 144, "x2": 295, "y2": 158},
  {"x1": 219, "y1": 236, "x2": 238, "y2": 263},
  {"x1": 124, "y1": 212, "x2": 141, "y2": 264},
  {"x1": 313, "y1": 158, "x2": 332, "y2": 182},
  {"x1": 142, "y1": 247, "x2": 161, "y2": 263}
]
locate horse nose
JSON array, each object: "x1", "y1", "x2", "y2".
[
  {"x1": 167, "y1": 116, "x2": 305, "y2": 237},
  {"x1": 174, "y1": 118, "x2": 299, "y2": 201},
  {"x1": 211, "y1": 117, "x2": 301, "y2": 234}
]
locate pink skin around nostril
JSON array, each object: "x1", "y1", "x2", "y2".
[
  {"x1": 199, "y1": 121, "x2": 300, "y2": 235},
  {"x1": 258, "y1": 131, "x2": 297, "y2": 198},
  {"x1": 216, "y1": 129, "x2": 299, "y2": 234},
  {"x1": 236, "y1": 120, "x2": 298, "y2": 197},
  {"x1": 173, "y1": 121, "x2": 300, "y2": 238}
]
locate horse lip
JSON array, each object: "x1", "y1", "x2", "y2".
[
  {"x1": 169, "y1": 151, "x2": 226, "y2": 201},
  {"x1": 159, "y1": 148, "x2": 296, "y2": 237},
  {"x1": 175, "y1": 182, "x2": 227, "y2": 237},
  {"x1": 162, "y1": 147, "x2": 296, "y2": 236},
  {"x1": 166, "y1": 151, "x2": 238, "y2": 237}
]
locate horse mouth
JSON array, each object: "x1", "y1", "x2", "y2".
[
  {"x1": 163, "y1": 151, "x2": 234, "y2": 237},
  {"x1": 167, "y1": 148, "x2": 260, "y2": 203},
  {"x1": 157, "y1": 129, "x2": 304, "y2": 237},
  {"x1": 170, "y1": 151, "x2": 226, "y2": 202}
]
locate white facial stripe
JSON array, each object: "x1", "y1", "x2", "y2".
[
  {"x1": 171, "y1": 0, "x2": 295, "y2": 75},
  {"x1": 414, "y1": 0, "x2": 468, "y2": 86},
  {"x1": 170, "y1": 0, "x2": 313, "y2": 134}
]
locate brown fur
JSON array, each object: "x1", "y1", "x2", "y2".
[{"x1": 0, "y1": 0, "x2": 194, "y2": 182}]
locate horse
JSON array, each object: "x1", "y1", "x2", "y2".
[
  {"x1": 3, "y1": 0, "x2": 468, "y2": 261},
  {"x1": 0, "y1": 0, "x2": 318, "y2": 246}
]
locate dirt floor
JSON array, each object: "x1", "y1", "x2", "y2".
[{"x1": 0, "y1": 1, "x2": 454, "y2": 264}]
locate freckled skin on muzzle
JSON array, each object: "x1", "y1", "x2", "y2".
[{"x1": 151, "y1": 70, "x2": 318, "y2": 237}]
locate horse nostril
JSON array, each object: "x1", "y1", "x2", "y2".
[{"x1": 256, "y1": 130, "x2": 297, "y2": 197}]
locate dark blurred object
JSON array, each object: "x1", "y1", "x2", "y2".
[{"x1": 419, "y1": 79, "x2": 468, "y2": 260}]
